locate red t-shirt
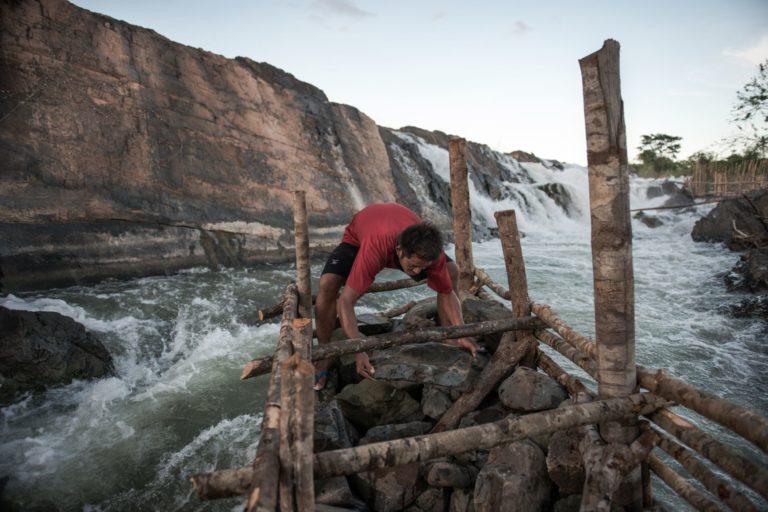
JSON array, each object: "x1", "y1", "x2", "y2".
[{"x1": 341, "y1": 203, "x2": 452, "y2": 295}]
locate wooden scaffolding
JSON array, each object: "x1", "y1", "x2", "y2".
[{"x1": 189, "y1": 40, "x2": 768, "y2": 512}]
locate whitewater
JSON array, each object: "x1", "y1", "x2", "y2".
[{"x1": 2, "y1": 141, "x2": 767, "y2": 510}]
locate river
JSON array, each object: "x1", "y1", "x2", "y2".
[{"x1": 2, "y1": 163, "x2": 767, "y2": 511}]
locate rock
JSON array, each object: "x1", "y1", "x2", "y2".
[
  {"x1": 335, "y1": 379, "x2": 423, "y2": 431},
  {"x1": 633, "y1": 211, "x2": 663, "y2": 228},
  {"x1": 692, "y1": 190, "x2": 768, "y2": 249},
  {"x1": 457, "y1": 403, "x2": 510, "y2": 429},
  {"x1": 725, "y1": 295, "x2": 768, "y2": 321},
  {"x1": 314, "y1": 399, "x2": 360, "y2": 452},
  {"x1": 315, "y1": 505, "x2": 362, "y2": 512},
  {"x1": 315, "y1": 477, "x2": 367, "y2": 510},
  {"x1": 359, "y1": 421, "x2": 432, "y2": 445},
  {"x1": 546, "y1": 427, "x2": 585, "y2": 496},
  {"x1": 724, "y1": 249, "x2": 768, "y2": 292},
  {"x1": 536, "y1": 183, "x2": 580, "y2": 217},
  {"x1": 356, "y1": 314, "x2": 394, "y2": 336},
  {"x1": 552, "y1": 494, "x2": 582, "y2": 512},
  {"x1": 424, "y1": 461, "x2": 477, "y2": 488},
  {"x1": 0, "y1": 306, "x2": 113, "y2": 405},
  {"x1": 421, "y1": 386, "x2": 453, "y2": 420},
  {"x1": 473, "y1": 440, "x2": 553, "y2": 512},
  {"x1": 412, "y1": 487, "x2": 448, "y2": 512},
  {"x1": 351, "y1": 463, "x2": 423, "y2": 512},
  {"x1": 461, "y1": 297, "x2": 513, "y2": 353},
  {"x1": 368, "y1": 342, "x2": 476, "y2": 390},
  {"x1": 449, "y1": 488, "x2": 475, "y2": 512},
  {"x1": 498, "y1": 367, "x2": 569, "y2": 412}
]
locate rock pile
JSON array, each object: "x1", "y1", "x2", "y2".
[{"x1": 310, "y1": 300, "x2": 585, "y2": 512}]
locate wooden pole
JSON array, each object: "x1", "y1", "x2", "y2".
[
  {"x1": 647, "y1": 454, "x2": 723, "y2": 512},
  {"x1": 449, "y1": 137, "x2": 475, "y2": 294},
  {"x1": 473, "y1": 267, "x2": 512, "y2": 300},
  {"x1": 245, "y1": 284, "x2": 297, "y2": 512},
  {"x1": 648, "y1": 421, "x2": 760, "y2": 511},
  {"x1": 531, "y1": 302, "x2": 597, "y2": 358},
  {"x1": 240, "y1": 316, "x2": 545, "y2": 379},
  {"x1": 293, "y1": 191, "x2": 312, "y2": 323},
  {"x1": 190, "y1": 393, "x2": 669, "y2": 499},
  {"x1": 278, "y1": 353, "x2": 315, "y2": 512},
  {"x1": 580, "y1": 39, "x2": 640, "y2": 510}
]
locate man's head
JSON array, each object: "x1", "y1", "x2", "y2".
[{"x1": 396, "y1": 222, "x2": 443, "y2": 276}]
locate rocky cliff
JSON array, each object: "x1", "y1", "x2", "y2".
[{"x1": 0, "y1": 0, "x2": 567, "y2": 292}]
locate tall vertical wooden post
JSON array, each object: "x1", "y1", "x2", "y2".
[
  {"x1": 292, "y1": 190, "x2": 312, "y2": 359},
  {"x1": 449, "y1": 137, "x2": 475, "y2": 295},
  {"x1": 580, "y1": 39, "x2": 640, "y2": 509}
]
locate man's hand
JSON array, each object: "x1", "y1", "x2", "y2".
[
  {"x1": 445, "y1": 337, "x2": 479, "y2": 358},
  {"x1": 355, "y1": 352, "x2": 376, "y2": 380}
]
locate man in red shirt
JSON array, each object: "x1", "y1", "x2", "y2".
[{"x1": 314, "y1": 203, "x2": 478, "y2": 390}]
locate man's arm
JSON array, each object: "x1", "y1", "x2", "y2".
[
  {"x1": 338, "y1": 285, "x2": 376, "y2": 379},
  {"x1": 436, "y1": 290, "x2": 479, "y2": 357}
]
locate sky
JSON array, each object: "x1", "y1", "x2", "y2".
[{"x1": 71, "y1": 0, "x2": 768, "y2": 166}]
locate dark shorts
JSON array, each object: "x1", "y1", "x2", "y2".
[{"x1": 321, "y1": 242, "x2": 452, "y2": 282}]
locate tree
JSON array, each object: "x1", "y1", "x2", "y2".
[
  {"x1": 731, "y1": 59, "x2": 768, "y2": 158},
  {"x1": 635, "y1": 133, "x2": 683, "y2": 176}
]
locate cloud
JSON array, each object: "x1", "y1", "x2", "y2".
[
  {"x1": 723, "y1": 34, "x2": 768, "y2": 66},
  {"x1": 311, "y1": 0, "x2": 374, "y2": 19},
  {"x1": 510, "y1": 20, "x2": 532, "y2": 35}
]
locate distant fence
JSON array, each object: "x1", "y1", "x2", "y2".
[{"x1": 686, "y1": 159, "x2": 768, "y2": 198}]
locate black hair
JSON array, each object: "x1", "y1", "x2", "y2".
[{"x1": 398, "y1": 222, "x2": 443, "y2": 261}]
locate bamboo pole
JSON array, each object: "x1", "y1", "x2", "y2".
[
  {"x1": 637, "y1": 366, "x2": 768, "y2": 454},
  {"x1": 432, "y1": 209, "x2": 536, "y2": 433},
  {"x1": 647, "y1": 454, "x2": 724, "y2": 512},
  {"x1": 240, "y1": 316, "x2": 545, "y2": 379},
  {"x1": 531, "y1": 302, "x2": 597, "y2": 358},
  {"x1": 190, "y1": 393, "x2": 670, "y2": 499},
  {"x1": 278, "y1": 353, "x2": 315, "y2": 512},
  {"x1": 449, "y1": 137, "x2": 475, "y2": 294},
  {"x1": 245, "y1": 284, "x2": 297, "y2": 512},
  {"x1": 580, "y1": 39, "x2": 641, "y2": 510},
  {"x1": 257, "y1": 279, "x2": 425, "y2": 320},
  {"x1": 495, "y1": 209, "x2": 535, "y2": 370},
  {"x1": 648, "y1": 408, "x2": 768, "y2": 500},
  {"x1": 473, "y1": 267, "x2": 512, "y2": 300},
  {"x1": 647, "y1": 421, "x2": 760, "y2": 511}
]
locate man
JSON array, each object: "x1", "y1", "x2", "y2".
[{"x1": 314, "y1": 202, "x2": 479, "y2": 390}]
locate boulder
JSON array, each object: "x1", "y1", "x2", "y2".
[
  {"x1": 315, "y1": 477, "x2": 367, "y2": 510},
  {"x1": 498, "y1": 367, "x2": 569, "y2": 412},
  {"x1": 449, "y1": 489, "x2": 475, "y2": 512},
  {"x1": 410, "y1": 487, "x2": 448, "y2": 512},
  {"x1": 726, "y1": 295, "x2": 768, "y2": 321},
  {"x1": 368, "y1": 342, "x2": 477, "y2": 390},
  {"x1": 546, "y1": 427, "x2": 585, "y2": 496},
  {"x1": 633, "y1": 211, "x2": 663, "y2": 228},
  {"x1": 314, "y1": 399, "x2": 359, "y2": 452},
  {"x1": 461, "y1": 297, "x2": 513, "y2": 353},
  {"x1": 724, "y1": 248, "x2": 768, "y2": 292},
  {"x1": 335, "y1": 379, "x2": 423, "y2": 431},
  {"x1": 421, "y1": 385, "x2": 453, "y2": 420},
  {"x1": 552, "y1": 494, "x2": 583, "y2": 512},
  {"x1": 473, "y1": 440, "x2": 553, "y2": 512},
  {"x1": 359, "y1": 421, "x2": 432, "y2": 446},
  {"x1": 0, "y1": 306, "x2": 113, "y2": 405},
  {"x1": 692, "y1": 190, "x2": 768, "y2": 249},
  {"x1": 351, "y1": 462, "x2": 423, "y2": 512}
]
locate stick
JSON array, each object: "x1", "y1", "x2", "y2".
[{"x1": 240, "y1": 316, "x2": 545, "y2": 380}]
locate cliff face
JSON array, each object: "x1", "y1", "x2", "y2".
[{"x1": 0, "y1": 0, "x2": 563, "y2": 292}]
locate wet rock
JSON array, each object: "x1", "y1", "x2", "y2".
[
  {"x1": 546, "y1": 427, "x2": 585, "y2": 496},
  {"x1": 461, "y1": 297, "x2": 513, "y2": 353},
  {"x1": 0, "y1": 306, "x2": 113, "y2": 405},
  {"x1": 424, "y1": 461, "x2": 477, "y2": 488},
  {"x1": 314, "y1": 399, "x2": 359, "y2": 452},
  {"x1": 536, "y1": 183, "x2": 579, "y2": 217},
  {"x1": 421, "y1": 385, "x2": 453, "y2": 420},
  {"x1": 351, "y1": 462, "x2": 423, "y2": 512},
  {"x1": 473, "y1": 440, "x2": 553, "y2": 512},
  {"x1": 335, "y1": 379, "x2": 423, "y2": 431},
  {"x1": 726, "y1": 295, "x2": 768, "y2": 320},
  {"x1": 633, "y1": 211, "x2": 663, "y2": 228},
  {"x1": 368, "y1": 342, "x2": 475, "y2": 390},
  {"x1": 449, "y1": 489, "x2": 474, "y2": 512},
  {"x1": 724, "y1": 248, "x2": 768, "y2": 292},
  {"x1": 498, "y1": 366, "x2": 569, "y2": 412},
  {"x1": 692, "y1": 190, "x2": 768, "y2": 249},
  {"x1": 359, "y1": 421, "x2": 432, "y2": 445},
  {"x1": 315, "y1": 477, "x2": 367, "y2": 510}
]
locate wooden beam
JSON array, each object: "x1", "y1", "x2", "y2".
[
  {"x1": 240, "y1": 316, "x2": 545, "y2": 380},
  {"x1": 449, "y1": 137, "x2": 475, "y2": 294},
  {"x1": 647, "y1": 454, "x2": 723, "y2": 512}
]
